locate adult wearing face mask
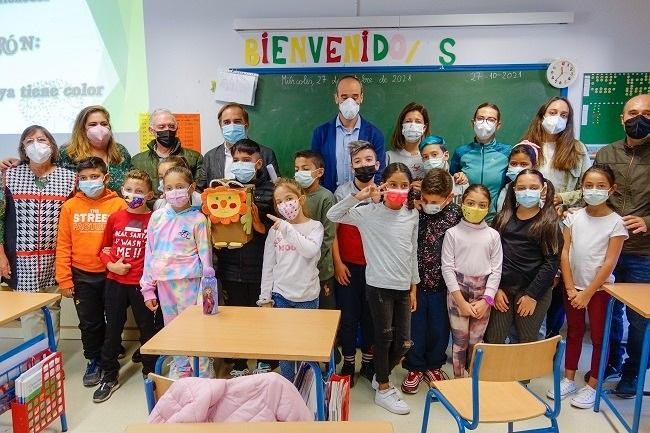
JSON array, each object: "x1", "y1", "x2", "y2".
[
  {"x1": 449, "y1": 102, "x2": 511, "y2": 221},
  {"x1": 522, "y1": 96, "x2": 590, "y2": 209},
  {"x1": 131, "y1": 109, "x2": 203, "y2": 197},
  {"x1": 196, "y1": 102, "x2": 280, "y2": 190},
  {"x1": 0, "y1": 106, "x2": 131, "y2": 193},
  {"x1": 594, "y1": 94, "x2": 650, "y2": 398},
  {"x1": 522, "y1": 97, "x2": 591, "y2": 341},
  {"x1": 311, "y1": 75, "x2": 385, "y2": 192},
  {"x1": 0, "y1": 125, "x2": 76, "y2": 344},
  {"x1": 386, "y1": 102, "x2": 431, "y2": 179}
]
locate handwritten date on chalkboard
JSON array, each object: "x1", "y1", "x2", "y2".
[
  {"x1": 280, "y1": 74, "x2": 414, "y2": 88},
  {"x1": 470, "y1": 71, "x2": 523, "y2": 81}
]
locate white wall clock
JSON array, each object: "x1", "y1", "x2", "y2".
[{"x1": 547, "y1": 58, "x2": 578, "y2": 88}]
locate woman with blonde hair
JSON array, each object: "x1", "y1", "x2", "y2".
[{"x1": 59, "y1": 105, "x2": 132, "y2": 192}]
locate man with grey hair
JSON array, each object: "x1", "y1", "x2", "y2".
[{"x1": 131, "y1": 108, "x2": 203, "y2": 197}]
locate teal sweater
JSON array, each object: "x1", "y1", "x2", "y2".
[{"x1": 449, "y1": 139, "x2": 511, "y2": 221}]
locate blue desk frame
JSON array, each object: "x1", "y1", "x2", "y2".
[{"x1": 594, "y1": 297, "x2": 649, "y2": 433}]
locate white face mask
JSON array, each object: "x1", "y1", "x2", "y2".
[
  {"x1": 423, "y1": 158, "x2": 446, "y2": 171},
  {"x1": 25, "y1": 140, "x2": 52, "y2": 164},
  {"x1": 474, "y1": 120, "x2": 497, "y2": 141},
  {"x1": 339, "y1": 97, "x2": 360, "y2": 120},
  {"x1": 542, "y1": 115, "x2": 568, "y2": 135},
  {"x1": 402, "y1": 122, "x2": 425, "y2": 143}
]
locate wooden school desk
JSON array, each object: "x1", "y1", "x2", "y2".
[
  {"x1": 125, "y1": 421, "x2": 394, "y2": 433},
  {"x1": 0, "y1": 291, "x2": 61, "y2": 350},
  {"x1": 141, "y1": 306, "x2": 340, "y2": 420},
  {"x1": 594, "y1": 283, "x2": 650, "y2": 433},
  {"x1": 0, "y1": 291, "x2": 67, "y2": 432}
]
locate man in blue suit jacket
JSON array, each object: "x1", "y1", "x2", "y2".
[{"x1": 311, "y1": 75, "x2": 385, "y2": 192}]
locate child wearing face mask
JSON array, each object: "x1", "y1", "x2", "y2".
[
  {"x1": 216, "y1": 139, "x2": 275, "y2": 377},
  {"x1": 546, "y1": 165, "x2": 627, "y2": 408},
  {"x1": 332, "y1": 140, "x2": 380, "y2": 386},
  {"x1": 55, "y1": 157, "x2": 127, "y2": 388},
  {"x1": 386, "y1": 102, "x2": 431, "y2": 179},
  {"x1": 153, "y1": 156, "x2": 202, "y2": 210},
  {"x1": 485, "y1": 169, "x2": 562, "y2": 347},
  {"x1": 419, "y1": 135, "x2": 467, "y2": 205},
  {"x1": 94, "y1": 170, "x2": 163, "y2": 403},
  {"x1": 328, "y1": 162, "x2": 419, "y2": 415},
  {"x1": 441, "y1": 185, "x2": 502, "y2": 378},
  {"x1": 293, "y1": 150, "x2": 336, "y2": 309},
  {"x1": 401, "y1": 169, "x2": 461, "y2": 394},
  {"x1": 257, "y1": 178, "x2": 324, "y2": 381},
  {"x1": 140, "y1": 166, "x2": 214, "y2": 379},
  {"x1": 496, "y1": 141, "x2": 540, "y2": 211},
  {"x1": 449, "y1": 103, "x2": 511, "y2": 221}
]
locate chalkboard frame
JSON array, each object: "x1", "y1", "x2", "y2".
[{"x1": 238, "y1": 63, "x2": 568, "y2": 176}]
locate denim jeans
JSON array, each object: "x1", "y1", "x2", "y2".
[
  {"x1": 612, "y1": 255, "x2": 650, "y2": 378},
  {"x1": 544, "y1": 282, "x2": 566, "y2": 337},
  {"x1": 402, "y1": 290, "x2": 449, "y2": 372},
  {"x1": 272, "y1": 292, "x2": 319, "y2": 382},
  {"x1": 335, "y1": 262, "x2": 374, "y2": 357},
  {"x1": 366, "y1": 285, "x2": 411, "y2": 384}
]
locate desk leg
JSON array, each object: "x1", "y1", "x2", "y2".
[
  {"x1": 193, "y1": 357, "x2": 200, "y2": 377},
  {"x1": 632, "y1": 321, "x2": 650, "y2": 433},
  {"x1": 155, "y1": 356, "x2": 167, "y2": 375},
  {"x1": 594, "y1": 297, "x2": 614, "y2": 412},
  {"x1": 307, "y1": 362, "x2": 326, "y2": 421},
  {"x1": 41, "y1": 306, "x2": 56, "y2": 352}
]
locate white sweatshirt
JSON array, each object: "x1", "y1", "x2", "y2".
[
  {"x1": 259, "y1": 219, "x2": 324, "y2": 303},
  {"x1": 327, "y1": 194, "x2": 420, "y2": 290}
]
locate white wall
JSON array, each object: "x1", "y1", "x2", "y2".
[{"x1": 142, "y1": 0, "x2": 650, "y2": 156}]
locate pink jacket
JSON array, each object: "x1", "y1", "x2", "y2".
[{"x1": 149, "y1": 373, "x2": 313, "y2": 423}]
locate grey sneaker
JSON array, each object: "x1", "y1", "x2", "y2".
[
  {"x1": 83, "y1": 359, "x2": 103, "y2": 387},
  {"x1": 92, "y1": 378, "x2": 120, "y2": 403}
]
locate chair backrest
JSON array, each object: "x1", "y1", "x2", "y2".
[
  {"x1": 147, "y1": 373, "x2": 174, "y2": 402},
  {"x1": 470, "y1": 335, "x2": 561, "y2": 382}
]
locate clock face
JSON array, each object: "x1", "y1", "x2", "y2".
[{"x1": 547, "y1": 59, "x2": 577, "y2": 88}]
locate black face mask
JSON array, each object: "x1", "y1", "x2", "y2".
[
  {"x1": 624, "y1": 114, "x2": 650, "y2": 140},
  {"x1": 156, "y1": 130, "x2": 177, "y2": 148},
  {"x1": 354, "y1": 165, "x2": 377, "y2": 183}
]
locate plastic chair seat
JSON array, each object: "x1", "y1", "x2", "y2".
[{"x1": 432, "y1": 378, "x2": 547, "y2": 423}]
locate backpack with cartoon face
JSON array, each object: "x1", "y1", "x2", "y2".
[{"x1": 201, "y1": 179, "x2": 254, "y2": 249}]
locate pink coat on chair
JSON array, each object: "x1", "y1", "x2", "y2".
[{"x1": 149, "y1": 372, "x2": 313, "y2": 423}]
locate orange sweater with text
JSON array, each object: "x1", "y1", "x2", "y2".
[{"x1": 55, "y1": 190, "x2": 126, "y2": 289}]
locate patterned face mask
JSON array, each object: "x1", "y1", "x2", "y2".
[
  {"x1": 277, "y1": 199, "x2": 300, "y2": 221},
  {"x1": 122, "y1": 190, "x2": 146, "y2": 209}
]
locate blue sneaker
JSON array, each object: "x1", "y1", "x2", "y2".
[
  {"x1": 614, "y1": 376, "x2": 637, "y2": 399},
  {"x1": 83, "y1": 359, "x2": 103, "y2": 387}
]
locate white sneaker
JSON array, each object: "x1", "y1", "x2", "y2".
[
  {"x1": 546, "y1": 378, "x2": 577, "y2": 400},
  {"x1": 570, "y1": 385, "x2": 596, "y2": 409},
  {"x1": 375, "y1": 387, "x2": 410, "y2": 415},
  {"x1": 371, "y1": 374, "x2": 379, "y2": 390},
  {"x1": 230, "y1": 368, "x2": 249, "y2": 378}
]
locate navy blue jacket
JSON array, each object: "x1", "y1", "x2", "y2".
[{"x1": 311, "y1": 115, "x2": 385, "y2": 192}]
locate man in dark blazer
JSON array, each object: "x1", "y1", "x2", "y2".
[
  {"x1": 197, "y1": 102, "x2": 280, "y2": 190},
  {"x1": 311, "y1": 75, "x2": 385, "y2": 192}
]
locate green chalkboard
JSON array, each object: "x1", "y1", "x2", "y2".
[
  {"x1": 245, "y1": 67, "x2": 561, "y2": 177},
  {"x1": 580, "y1": 72, "x2": 650, "y2": 145}
]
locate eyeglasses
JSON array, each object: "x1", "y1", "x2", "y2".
[
  {"x1": 475, "y1": 116, "x2": 498, "y2": 124},
  {"x1": 22, "y1": 137, "x2": 49, "y2": 145}
]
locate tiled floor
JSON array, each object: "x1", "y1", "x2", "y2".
[{"x1": 0, "y1": 338, "x2": 648, "y2": 433}]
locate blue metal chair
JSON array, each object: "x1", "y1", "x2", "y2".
[
  {"x1": 144, "y1": 373, "x2": 175, "y2": 414},
  {"x1": 421, "y1": 336, "x2": 565, "y2": 433}
]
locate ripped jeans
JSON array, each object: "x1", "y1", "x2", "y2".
[{"x1": 366, "y1": 285, "x2": 412, "y2": 384}]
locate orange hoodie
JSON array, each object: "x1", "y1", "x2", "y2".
[{"x1": 55, "y1": 189, "x2": 126, "y2": 289}]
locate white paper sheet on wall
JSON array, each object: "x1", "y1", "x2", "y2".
[{"x1": 212, "y1": 69, "x2": 259, "y2": 106}]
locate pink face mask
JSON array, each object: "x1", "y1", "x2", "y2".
[
  {"x1": 165, "y1": 188, "x2": 190, "y2": 208},
  {"x1": 385, "y1": 188, "x2": 409, "y2": 207},
  {"x1": 86, "y1": 125, "x2": 111, "y2": 147},
  {"x1": 277, "y1": 199, "x2": 300, "y2": 221}
]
